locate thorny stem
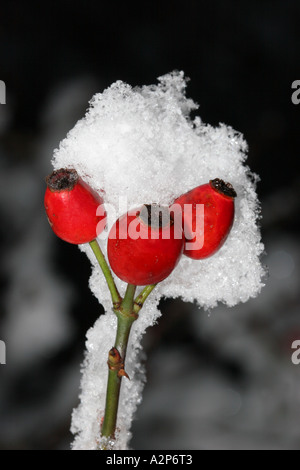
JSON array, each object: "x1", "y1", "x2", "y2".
[
  {"x1": 89, "y1": 239, "x2": 121, "y2": 306},
  {"x1": 89, "y1": 239, "x2": 156, "y2": 443},
  {"x1": 101, "y1": 284, "x2": 137, "y2": 440}
]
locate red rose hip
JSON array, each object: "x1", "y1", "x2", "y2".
[
  {"x1": 107, "y1": 204, "x2": 184, "y2": 285},
  {"x1": 173, "y1": 178, "x2": 236, "y2": 259},
  {"x1": 44, "y1": 168, "x2": 106, "y2": 244}
]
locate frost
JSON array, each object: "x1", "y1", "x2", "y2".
[{"x1": 52, "y1": 71, "x2": 265, "y2": 450}]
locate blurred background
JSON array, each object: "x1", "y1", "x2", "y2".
[{"x1": 0, "y1": 0, "x2": 300, "y2": 450}]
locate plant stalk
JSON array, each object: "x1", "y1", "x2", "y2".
[
  {"x1": 89, "y1": 240, "x2": 157, "y2": 442},
  {"x1": 134, "y1": 284, "x2": 157, "y2": 314},
  {"x1": 89, "y1": 239, "x2": 121, "y2": 306},
  {"x1": 101, "y1": 284, "x2": 137, "y2": 439}
]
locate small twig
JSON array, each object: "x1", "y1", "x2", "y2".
[
  {"x1": 89, "y1": 239, "x2": 121, "y2": 306},
  {"x1": 133, "y1": 284, "x2": 157, "y2": 314},
  {"x1": 101, "y1": 284, "x2": 137, "y2": 439},
  {"x1": 90, "y1": 240, "x2": 157, "y2": 442}
]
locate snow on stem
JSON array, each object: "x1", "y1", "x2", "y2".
[
  {"x1": 89, "y1": 240, "x2": 156, "y2": 442},
  {"x1": 101, "y1": 284, "x2": 137, "y2": 440}
]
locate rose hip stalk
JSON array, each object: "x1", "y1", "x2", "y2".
[
  {"x1": 173, "y1": 178, "x2": 236, "y2": 259},
  {"x1": 44, "y1": 171, "x2": 166, "y2": 445},
  {"x1": 100, "y1": 204, "x2": 184, "y2": 442},
  {"x1": 44, "y1": 170, "x2": 236, "y2": 446}
]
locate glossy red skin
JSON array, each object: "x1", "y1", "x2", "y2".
[
  {"x1": 107, "y1": 207, "x2": 184, "y2": 285},
  {"x1": 44, "y1": 180, "x2": 106, "y2": 244},
  {"x1": 173, "y1": 182, "x2": 235, "y2": 259}
]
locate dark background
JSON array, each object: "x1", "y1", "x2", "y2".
[{"x1": 0, "y1": 0, "x2": 300, "y2": 450}]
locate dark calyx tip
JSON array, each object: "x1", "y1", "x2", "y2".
[
  {"x1": 45, "y1": 168, "x2": 79, "y2": 191},
  {"x1": 138, "y1": 204, "x2": 173, "y2": 229},
  {"x1": 210, "y1": 178, "x2": 237, "y2": 198}
]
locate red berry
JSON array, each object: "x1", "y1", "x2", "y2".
[
  {"x1": 172, "y1": 178, "x2": 236, "y2": 259},
  {"x1": 44, "y1": 168, "x2": 106, "y2": 244},
  {"x1": 107, "y1": 204, "x2": 184, "y2": 285}
]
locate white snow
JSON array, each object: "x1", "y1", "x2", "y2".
[{"x1": 52, "y1": 71, "x2": 265, "y2": 449}]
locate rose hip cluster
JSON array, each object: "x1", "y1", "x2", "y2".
[{"x1": 44, "y1": 169, "x2": 236, "y2": 286}]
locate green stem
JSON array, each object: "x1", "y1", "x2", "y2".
[
  {"x1": 101, "y1": 284, "x2": 137, "y2": 439},
  {"x1": 134, "y1": 284, "x2": 157, "y2": 314},
  {"x1": 122, "y1": 284, "x2": 137, "y2": 317},
  {"x1": 89, "y1": 239, "x2": 121, "y2": 306}
]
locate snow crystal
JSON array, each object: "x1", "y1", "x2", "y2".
[{"x1": 52, "y1": 71, "x2": 265, "y2": 449}]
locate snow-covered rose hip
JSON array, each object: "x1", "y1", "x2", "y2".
[
  {"x1": 107, "y1": 204, "x2": 184, "y2": 285},
  {"x1": 173, "y1": 178, "x2": 236, "y2": 259},
  {"x1": 44, "y1": 168, "x2": 106, "y2": 244}
]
